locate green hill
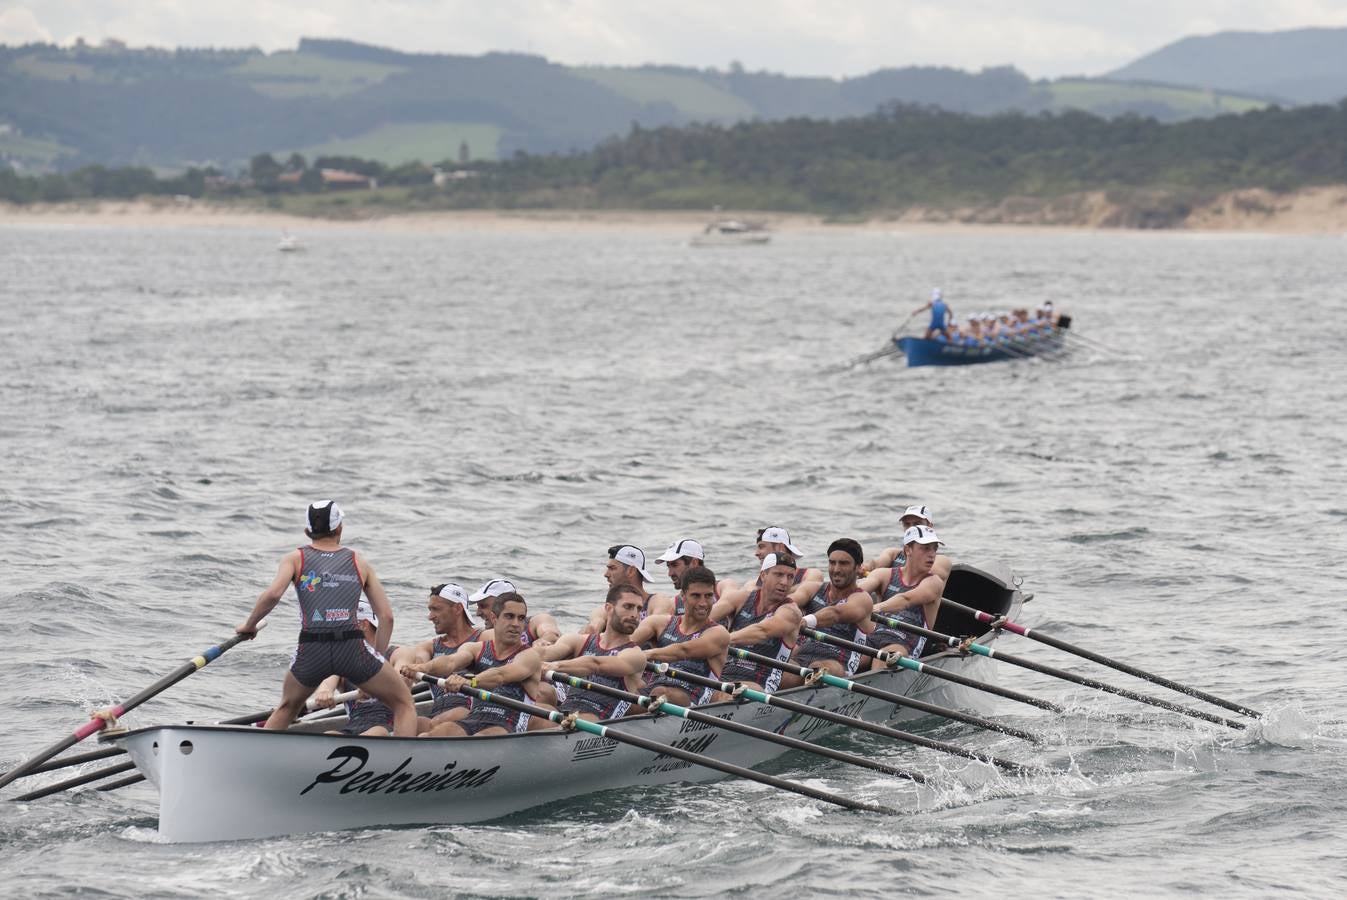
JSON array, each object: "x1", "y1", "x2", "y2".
[{"x1": 0, "y1": 37, "x2": 1281, "y2": 174}]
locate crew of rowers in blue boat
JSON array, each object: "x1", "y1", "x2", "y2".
[
  {"x1": 234, "y1": 501, "x2": 955, "y2": 738},
  {"x1": 916, "y1": 288, "x2": 1060, "y2": 346}
]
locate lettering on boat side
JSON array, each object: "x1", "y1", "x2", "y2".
[
  {"x1": 795, "y1": 698, "x2": 867, "y2": 739},
  {"x1": 677, "y1": 712, "x2": 733, "y2": 734},
  {"x1": 298, "y1": 746, "x2": 499, "y2": 797},
  {"x1": 571, "y1": 736, "x2": 618, "y2": 761},
  {"x1": 636, "y1": 733, "x2": 717, "y2": 775}
]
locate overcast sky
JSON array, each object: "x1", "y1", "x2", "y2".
[{"x1": 3, "y1": 1, "x2": 1347, "y2": 78}]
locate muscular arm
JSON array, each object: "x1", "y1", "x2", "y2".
[
  {"x1": 475, "y1": 647, "x2": 541, "y2": 689},
  {"x1": 808, "y1": 590, "x2": 873, "y2": 629},
  {"x1": 646, "y1": 594, "x2": 675, "y2": 617},
  {"x1": 408, "y1": 643, "x2": 478, "y2": 678},
  {"x1": 580, "y1": 603, "x2": 606, "y2": 635},
  {"x1": 539, "y1": 632, "x2": 588, "y2": 662},
  {"x1": 237, "y1": 550, "x2": 300, "y2": 632},
  {"x1": 873, "y1": 574, "x2": 945, "y2": 616},
  {"x1": 729, "y1": 603, "x2": 802, "y2": 646},
  {"x1": 358, "y1": 552, "x2": 393, "y2": 653},
  {"x1": 629, "y1": 614, "x2": 672, "y2": 647},
  {"x1": 646, "y1": 624, "x2": 730, "y2": 663},
  {"x1": 398, "y1": 638, "x2": 436, "y2": 667},
  {"x1": 933, "y1": 555, "x2": 953, "y2": 582},
  {"x1": 550, "y1": 646, "x2": 647, "y2": 678},
  {"x1": 529, "y1": 612, "x2": 561, "y2": 647},
  {"x1": 862, "y1": 547, "x2": 900, "y2": 573},
  {"x1": 788, "y1": 569, "x2": 825, "y2": 606},
  {"x1": 709, "y1": 587, "x2": 749, "y2": 624}
]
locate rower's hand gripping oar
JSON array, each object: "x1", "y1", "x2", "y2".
[
  {"x1": 801, "y1": 627, "x2": 1063, "y2": 713},
  {"x1": 870, "y1": 612, "x2": 1247, "y2": 730},
  {"x1": 728, "y1": 647, "x2": 1041, "y2": 743},
  {"x1": 543, "y1": 670, "x2": 927, "y2": 784},
  {"x1": 412, "y1": 674, "x2": 895, "y2": 815},
  {"x1": 0, "y1": 621, "x2": 268, "y2": 792},
  {"x1": 937, "y1": 600, "x2": 1262, "y2": 719},
  {"x1": 648, "y1": 663, "x2": 1037, "y2": 775}
]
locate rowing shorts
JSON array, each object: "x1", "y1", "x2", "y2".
[
  {"x1": 867, "y1": 627, "x2": 925, "y2": 658},
  {"x1": 721, "y1": 658, "x2": 784, "y2": 692},
  {"x1": 559, "y1": 692, "x2": 630, "y2": 721},
  {"x1": 646, "y1": 677, "x2": 715, "y2": 705},
  {"x1": 793, "y1": 639, "x2": 861, "y2": 674},
  {"x1": 342, "y1": 700, "x2": 394, "y2": 735},
  {"x1": 458, "y1": 705, "x2": 530, "y2": 735},
  {"x1": 427, "y1": 691, "x2": 472, "y2": 718},
  {"x1": 290, "y1": 635, "x2": 385, "y2": 689}
]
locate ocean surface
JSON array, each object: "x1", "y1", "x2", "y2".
[{"x1": 1, "y1": 221, "x2": 1345, "y2": 898}]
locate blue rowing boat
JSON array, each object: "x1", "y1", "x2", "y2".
[{"x1": 894, "y1": 318, "x2": 1070, "y2": 367}]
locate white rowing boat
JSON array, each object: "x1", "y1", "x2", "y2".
[{"x1": 111, "y1": 563, "x2": 1024, "y2": 842}]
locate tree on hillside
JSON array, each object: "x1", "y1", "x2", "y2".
[{"x1": 249, "y1": 153, "x2": 282, "y2": 191}]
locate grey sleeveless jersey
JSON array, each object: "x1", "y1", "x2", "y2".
[{"x1": 294, "y1": 546, "x2": 363, "y2": 632}]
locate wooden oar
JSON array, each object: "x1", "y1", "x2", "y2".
[
  {"x1": 416, "y1": 675, "x2": 894, "y2": 814},
  {"x1": 0, "y1": 623, "x2": 267, "y2": 792},
  {"x1": 544, "y1": 671, "x2": 927, "y2": 784},
  {"x1": 649, "y1": 663, "x2": 1035, "y2": 774},
  {"x1": 728, "y1": 648, "x2": 1041, "y2": 742},
  {"x1": 801, "y1": 628, "x2": 1063, "y2": 712},
  {"x1": 871, "y1": 612, "x2": 1247, "y2": 730},
  {"x1": 936, "y1": 600, "x2": 1262, "y2": 718}
]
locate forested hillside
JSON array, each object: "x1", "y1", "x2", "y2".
[{"x1": 0, "y1": 38, "x2": 1275, "y2": 173}]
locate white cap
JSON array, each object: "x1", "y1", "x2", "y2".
[
  {"x1": 759, "y1": 526, "x2": 803, "y2": 557},
  {"x1": 433, "y1": 581, "x2": 479, "y2": 626},
  {"x1": 903, "y1": 525, "x2": 943, "y2": 546},
  {"x1": 656, "y1": 538, "x2": 705, "y2": 563},
  {"x1": 469, "y1": 578, "x2": 516, "y2": 603},
  {"x1": 760, "y1": 552, "x2": 797, "y2": 572},
  {"x1": 900, "y1": 504, "x2": 933, "y2": 525},
  {"x1": 306, "y1": 500, "x2": 343, "y2": 534},
  {"x1": 356, "y1": 599, "x2": 378, "y2": 627},
  {"x1": 612, "y1": 545, "x2": 655, "y2": 583},
  {"x1": 932, "y1": 288, "x2": 942, "y2": 300}
]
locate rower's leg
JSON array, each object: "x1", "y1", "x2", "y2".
[
  {"x1": 423, "y1": 720, "x2": 469, "y2": 737},
  {"x1": 869, "y1": 645, "x2": 908, "y2": 672},
  {"x1": 534, "y1": 683, "x2": 559, "y2": 706},
  {"x1": 264, "y1": 672, "x2": 314, "y2": 730},
  {"x1": 357, "y1": 664, "x2": 418, "y2": 737},
  {"x1": 650, "y1": 685, "x2": 692, "y2": 707}
]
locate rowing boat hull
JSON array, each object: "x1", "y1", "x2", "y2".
[
  {"x1": 113, "y1": 563, "x2": 1023, "y2": 842},
  {"x1": 894, "y1": 331, "x2": 1062, "y2": 367}
]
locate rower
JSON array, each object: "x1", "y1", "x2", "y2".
[
  {"x1": 582, "y1": 544, "x2": 673, "y2": 632},
  {"x1": 781, "y1": 539, "x2": 873, "y2": 687},
  {"x1": 472, "y1": 577, "x2": 560, "y2": 649},
  {"x1": 402, "y1": 591, "x2": 550, "y2": 736},
  {"x1": 630, "y1": 565, "x2": 730, "y2": 706},
  {"x1": 654, "y1": 538, "x2": 706, "y2": 615},
  {"x1": 236, "y1": 500, "x2": 416, "y2": 736},
  {"x1": 395, "y1": 582, "x2": 482, "y2": 733},
  {"x1": 542, "y1": 584, "x2": 647, "y2": 721},
  {"x1": 917, "y1": 287, "x2": 953, "y2": 341},
  {"x1": 311, "y1": 600, "x2": 400, "y2": 736},
  {"x1": 864, "y1": 504, "x2": 952, "y2": 582},
  {"x1": 860, "y1": 526, "x2": 946, "y2": 671},
  {"x1": 749, "y1": 526, "x2": 823, "y2": 601},
  {"x1": 711, "y1": 552, "x2": 803, "y2": 692}
]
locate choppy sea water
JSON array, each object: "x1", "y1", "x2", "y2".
[{"x1": 1, "y1": 222, "x2": 1345, "y2": 898}]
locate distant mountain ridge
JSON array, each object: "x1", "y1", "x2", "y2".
[
  {"x1": 1107, "y1": 27, "x2": 1347, "y2": 104},
  {"x1": 0, "y1": 37, "x2": 1287, "y2": 172}
]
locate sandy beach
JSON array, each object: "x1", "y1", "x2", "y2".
[{"x1": 3, "y1": 186, "x2": 1347, "y2": 233}]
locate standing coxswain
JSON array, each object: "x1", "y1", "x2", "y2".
[
  {"x1": 781, "y1": 538, "x2": 873, "y2": 687},
  {"x1": 860, "y1": 526, "x2": 946, "y2": 670},
  {"x1": 917, "y1": 288, "x2": 953, "y2": 341},
  {"x1": 402, "y1": 591, "x2": 550, "y2": 736},
  {"x1": 711, "y1": 552, "x2": 803, "y2": 692},
  {"x1": 235, "y1": 500, "x2": 416, "y2": 736},
  {"x1": 542, "y1": 584, "x2": 647, "y2": 721},
  {"x1": 630, "y1": 565, "x2": 730, "y2": 706}
]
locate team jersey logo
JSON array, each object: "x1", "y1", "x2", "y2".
[{"x1": 300, "y1": 571, "x2": 322, "y2": 592}]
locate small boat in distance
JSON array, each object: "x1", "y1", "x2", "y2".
[
  {"x1": 690, "y1": 219, "x2": 771, "y2": 247},
  {"x1": 277, "y1": 233, "x2": 302, "y2": 252},
  {"x1": 893, "y1": 314, "x2": 1072, "y2": 367}
]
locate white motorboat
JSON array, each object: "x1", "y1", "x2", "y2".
[{"x1": 689, "y1": 219, "x2": 771, "y2": 247}]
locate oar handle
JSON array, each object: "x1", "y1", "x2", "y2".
[{"x1": 939, "y1": 599, "x2": 1262, "y2": 718}]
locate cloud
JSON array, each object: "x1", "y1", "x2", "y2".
[
  {"x1": 0, "y1": 7, "x2": 53, "y2": 44},
  {"x1": 7, "y1": 0, "x2": 1347, "y2": 78}
]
